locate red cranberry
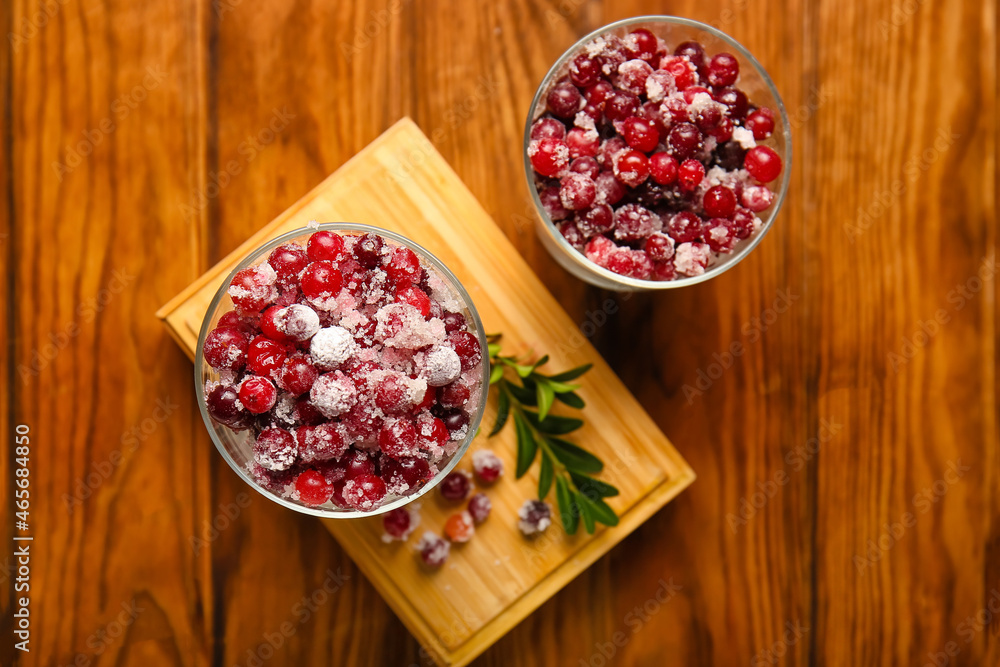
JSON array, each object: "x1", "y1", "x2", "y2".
[
  {"x1": 217, "y1": 311, "x2": 244, "y2": 330},
  {"x1": 728, "y1": 207, "x2": 756, "y2": 239},
  {"x1": 382, "y1": 456, "x2": 432, "y2": 489},
  {"x1": 529, "y1": 138, "x2": 569, "y2": 178},
  {"x1": 615, "y1": 59, "x2": 653, "y2": 96},
  {"x1": 301, "y1": 261, "x2": 343, "y2": 298},
  {"x1": 577, "y1": 204, "x2": 614, "y2": 237},
  {"x1": 385, "y1": 247, "x2": 421, "y2": 286},
  {"x1": 745, "y1": 108, "x2": 775, "y2": 139},
  {"x1": 623, "y1": 28, "x2": 658, "y2": 61},
  {"x1": 260, "y1": 306, "x2": 291, "y2": 343},
  {"x1": 439, "y1": 471, "x2": 471, "y2": 501},
  {"x1": 204, "y1": 326, "x2": 248, "y2": 371},
  {"x1": 294, "y1": 396, "x2": 325, "y2": 425},
  {"x1": 559, "y1": 173, "x2": 597, "y2": 210},
  {"x1": 343, "y1": 474, "x2": 386, "y2": 511},
  {"x1": 744, "y1": 146, "x2": 783, "y2": 183},
  {"x1": 383, "y1": 508, "x2": 412, "y2": 539},
  {"x1": 394, "y1": 285, "x2": 431, "y2": 317},
  {"x1": 569, "y1": 53, "x2": 601, "y2": 87},
  {"x1": 645, "y1": 233, "x2": 675, "y2": 261},
  {"x1": 704, "y1": 220, "x2": 736, "y2": 252},
  {"x1": 254, "y1": 427, "x2": 297, "y2": 471},
  {"x1": 229, "y1": 266, "x2": 278, "y2": 314},
  {"x1": 239, "y1": 376, "x2": 277, "y2": 414},
  {"x1": 248, "y1": 336, "x2": 289, "y2": 377},
  {"x1": 278, "y1": 353, "x2": 318, "y2": 396},
  {"x1": 674, "y1": 41, "x2": 706, "y2": 71},
  {"x1": 604, "y1": 91, "x2": 639, "y2": 122},
  {"x1": 375, "y1": 374, "x2": 410, "y2": 414},
  {"x1": 585, "y1": 235, "x2": 617, "y2": 268},
  {"x1": 307, "y1": 231, "x2": 346, "y2": 262},
  {"x1": 296, "y1": 469, "x2": 334, "y2": 506},
  {"x1": 649, "y1": 153, "x2": 679, "y2": 185},
  {"x1": 565, "y1": 127, "x2": 599, "y2": 158},
  {"x1": 710, "y1": 117, "x2": 735, "y2": 142},
  {"x1": 715, "y1": 87, "x2": 749, "y2": 120},
  {"x1": 448, "y1": 331, "x2": 481, "y2": 370},
  {"x1": 607, "y1": 248, "x2": 653, "y2": 279},
  {"x1": 667, "y1": 211, "x2": 703, "y2": 243},
  {"x1": 668, "y1": 123, "x2": 702, "y2": 160},
  {"x1": 206, "y1": 384, "x2": 250, "y2": 428},
  {"x1": 530, "y1": 117, "x2": 566, "y2": 141},
  {"x1": 472, "y1": 449, "x2": 503, "y2": 483},
  {"x1": 594, "y1": 171, "x2": 625, "y2": 205},
  {"x1": 569, "y1": 156, "x2": 600, "y2": 179},
  {"x1": 467, "y1": 493, "x2": 492, "y2": 523},
  {"x1": 703, "y1": 185, "x2": 737, "y2": 218},
  {"x1": 622, "y1": 116, "x2": 659, "y2": 152},
  {"x1": 439, "y1": 383, "x2": 471, "y2": 409},
  {"x1": 707, "y1": 53, "x2": 739, "y2": 87},
  {"x1": 584, "y1": 80, "x2": 614, "y2": 107},
  {"x1": 660, "y1": 56, "x2": 696, "y2": 90},
  {"x1": 442, "y1": 311, "x2": 467, "y2": 334},
  {"x1": 653, "y1": 260, "x2": 677, "y2": 280},
  {"x1": 378, "y1": 419, "x2": 419, "y2": 459},
  {"x1": 539, "y1": 184, "x2": 570, "y2": 221},
  {"x1": 416, "y1": 414, "x2": 449, "y2": 450},
  {"x1": 353, "y1": 233, "x2": 384, "y2": 268},
  {"x1": 268, "y1": 243, "x2": 309, "y2": 286},
  {"x1": 613, "y1": 150, "x2": 650, "y2": 188},
  {"x1": 677, "y1": 159, "x2": 705, "y2": 191},
  {"x1": 547, "y1": 82, "x2": 582, "y2": 119},
  {"x1": 341, "y1": 449, "x2": 376, "y2": 480},
  {"x1": 613, "y1": 204, "x2": 658, "y2": 242},
  {"x1": 597, "y1": 136, "x2": 628, "y2": 168}
]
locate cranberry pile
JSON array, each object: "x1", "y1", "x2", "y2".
[
  {"x1": 528, "y1": 29, "x2": 783, "y2": 280},
  {"x1": 202, "y1": 229, "x2": 485, "y2": 512}
]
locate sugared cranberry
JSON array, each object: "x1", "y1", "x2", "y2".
[
  {"x1": 239, "y1": 376, "x2": 277, "y2": 414},
  {"x1": 268, "y1": 243, "x2": 309, "y2": 286},
  {"x1": 559, "y1": 173, "x2": 597, "y2": 210},
  {"x1": 278, "y1": 353, "x2": 318, "y2": 396},
  {"x1": 645, "y1": 233, "x2": 676, "y2": 262},
  {"x1": 444, "y1": 511, "x2": 475, "y2": 542},
  {"x1": 606, "y1": 249, "x2": 653, "y2": 279},
  {"x1": 704, "y1": 220, "x2": 736, "y2": 252},
  {"x1": 279, "y1": 304, "x2": 320, "y2": 342},
  {"x1": 296, "y1": 469, "x2": 334, "y2": 506},
  {"x1": 594, "y1": 171, "x2": 626, "y2": 205},
  {"x1": 577, "y1": 204, "x2": 614, "y2": 237},
  {"x1": 667, "y1": 211, "x2": 703, "y2": 243},
  {"x1": 539, "y1": 184, "x2": 570, "y2": 221},
  {"x1": 417, "y1": 532, "x2": 449, "y2": 567},
  {"x1": 307, "y1": 231, "x2": 346, "y2": 262},
  {"x1": 529, "y1": 138, "x2": 569, "y2": 178},
  {"x1": 206, "y1": 384, "x2": 250, "y2": 428},
  {"x1": 674, "y1": 241, "x2": 711, "y2": 276},
  {"x1": 467, "y1": 493, "x2": 492, "y2": 523},
  {"x1": 530, "y1": 117, "x2": 566, "y2": 141},
  {"x1": 301, "y1": 261, "x2": 343, "y2": 299},
  {"x1": 204, "y1": 326, "x2": 248, "y2": 371},
  {"x1": 472, "y1": 449, "x2": 503, "y2": 483},
  {"x1": 741, "y1": 185, "x2": 774, "y2": 212},
  {"x1": 341, "y1": 448, "x2": 376, "y2": 480},
  {"x1": 677, "y1": 159, "x2": 705, "y2": 191},
  {"x1": 254, "y1": 427, "x2": 297, "y2": 471},
  {"x1": 547, "y1": 82, "x2": 582, "y2": 119},
  {"x1": 613, "y1": 150, "x2": 650, "y2": 188},
  {"x1": 649, "y1": 153, "x2": 679, "y2": 185},
  {"x1": 569, "y1": 156, "x2": 600, "y2": 179},
  {"x1": 745, "y1": 108, "x2": 775, "y2": 139},
  {"x1": 374, "y1": 374, "x2": 410, "y2": 414},
  {"x1": 744, "y1": 146, "x2": 783, "y2": 183},
  {"x1": 448, "y1": 331, "x2": 481, "y2": 370},
  {"x1": 653, "y1": 260, "x2": 677, "y2": 280},
  {"x1": 383, "y1": 508, "x2": 414, "y2": 540},
  {"x1": 585, "y1": 235, "x2": 616, "y2": 268},
  {"x1": 439, "y1": 471, "x2": 471, "y2": 501},
  {"x1": 703, "y1": 186, "x2": 737, "y2": 218},
  {"x1": 517, "y1": 500, "x2": 552, "y2": 536},
  {"x1": 565, "y1": 127, "x2": 599, "y2": 159},
  {"x1": 615, "y1": 59, "x2": 653, "y2": 96},
  {"x1": 260, "y1": 306, "x2": 291, "y2": 343},
  {"x1": 378, "y1": 419, "x2": 419, "y2": 459},
  {"x1": 728, "y1": 208, "x2": 756, "y2": 239},
  {"x1": 604, "y1": 91, "x2": 639, "y2": 122},
  {"x1": 614, "y1": 203, "x2": 658, "y2": 242},
  {"x1": 710, "y1": 117, "x2": 735, "y2": 142},
  {"x1": 622, "y1": 116, "x2": 659, "y2": 152},
  {"x1": 668, "y1": 123, "x2": 702, "y2": 160},
  {"x1": 395, "y1": 285, "x2": 432, "y2": 317},
  {"x1": 584, "y1": 80, "x2": 614, "y2": 107},
  {"x1": 353, "y1": 233, "x2": 384, "y2": 268},
  {"x1": 248, "y1": 335, "x2": 289, "y2": 377},
  {"x1": 660, "y1": 56, "x2": 696, "y2": 90},
  {"x1": 296, "y1": 423, "x2": 347, "y2": 463},
  {"x1": 229, "y1": 265, "x2": 278, "y2": 314},
  {"x1": 715, "y1": 87, "x2": 749, "y2": 120},
  {"x1": 674, "y1": 41, "x2": 706, "y2": 70},
  {"x1": 439, "y1": 383, "x2": 471, "y2": 409},
  {"x1": 385, "y1": 247, "x2": 421, "y2": 286},
  {"x1": 343, "y1": 474, "x2": 386, "y2": 511},
  {"x1": 442, "y1": 311, "x2": 467, "y2": 334},
  {"x1": 382, "y1": 456, "x2": 432, "y2": 490},
  {"x1": 416, "y1": 414, "x2": 449, "y2": 450},
  {"x1": 569, "y1": 53, "x2": 601, "y2": 87},
  {"x1": 707, "y1": 52, "x2": 739, "y2": 87}
]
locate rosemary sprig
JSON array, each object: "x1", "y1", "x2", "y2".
[{"x1": 487, "y1": 334, "x2": 619, "y2": 535}]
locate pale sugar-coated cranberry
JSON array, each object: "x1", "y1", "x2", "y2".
[
  {"x1": 307, "y1": 230, "x2": 346, "y2": 262},
  {"x1": 668, "y1": 122, "x2": 702, "y2": 160},
  {"x1": 467, "y1": 493, "x2": 492, "y2": 523},
  {"x1": 278, "y1": 353, "x2": 318, "y2": 396},
  {"x1": 383, "y1": 507, "x2": 413, "y2": 539},
  {"x1": 622, "y1": 116, "x2": 659, "y2": 152},
  {"x1": 204, "y1": 326, "x2": 248, "y2": 371},
  {"x1": 613, "y1": 150, "x2": 650, "y2": 188},
  {"x1": 518, "y1": 500, "x2": 552, "y2": 536},
  {"x1": 674, "y1": 241, "x2": 712, "y2": 276},
  {"x1": 529, "y1": 138, "x2": 570, "y2": 178},
  {"x1": 439, "y1": 471, "x2": 471, "y2": 501},
  {"x1": 661, "y1": 96, "x2": 691, "y2": 124},
  {"x1": 674, "y1": 41, "x2": 706, "y2": 71},
  {"x1": 715, "y1": 87, "x2": 749, "y2": 120},
  {"x1": 660, "y1": 56, "x2": 696, "y2": 90},
  {"x1": 741, "y1": 184, "x2": 774, "y2": 212},
  {"x1": 597, "y1": 34, "x2": 628, "y2": 73},
  {"x1": 343, "y1": 474, "x2": 386, "y2": 511},
  {"x1": 547, "y1": 82, "x2": 582, "y2": 119},
  {"x1": 744, "y1": 146, "x2": 783, "y2": 183},
  {"x1": 623, "y1": 28, "x2": 658, "y2": 61},
  {"x1": 394, "y1": 285, "x2": 432, "y2": 317},
  {"x1": 206, "y1": 384, "x2": 251, "y2": 428},
  {"x1": 614, "y1": 203, "x2": 658, "y2": 242},
  {"x1": 678, "y1": 159, "x2": 705, "y2": 191},
  {"x1": 569, "y1": 53, "x2": 601, "y2": 87},
  {"x1": 539, "y1": 185, "x2": 570, "y2": 221},
  {"x1": 682, "y1": 85, "x2": 711, "y2": 104},
  {"x1": 728, "y1": 207, "x2": 756, "y2": 239},
  {"x1": 248, "y1": 335, "x2": 289, "y2": 377},
  {"x1": 385, "y1": 247, "x2": 421, "y2": 286},
  {"x1": 279, "y1": 304, "x2": 320, "y2": 342},
  {"x1": 565, "y1": 127, "x2": 599, "y2": 159},
  {"x1": 569, "y1": 156, "x2": 600, "y2": 179},
  {"x1": 229, "y1": 265, "x2": 278, "y2": 314},
  {"x1": 239, "y1": 376, "x2": 277, "y2": 414},
  {"x1": 254, "y1": 427, "x2": 297, "y2": 471},
  {"x1": 584, "y1": 80, "x2": 614, "y2": 107},
  {"x1": 704, "y1": 220, "x2": 736, "y2": 252},
  {"x1": 301, "y1": 261, "x2": 343, "y2": 298},
  {"x1": 296, "y1": 469, "x2": 334, "y2": 506},
  {"x1": 577, "y1": 204, "x2": 614, "y2": 237},
  {"x1": 745, "y1": 108, "x2": 775, "y2": 139},
  {"x1": 559, "y1": 173, "x2": 597, "y2": 210},
  {"x1": 692, "y1": 100, "x2": 723, "y2": 131},
  {"x1": 595, "y1": 171, "x2": 625, "y2": 206},
  {"x1": 667, "y1": 211, "x2": 703, "y2": 243},
  {"x1": 703, "y1": 185, "x2": 737, "y2": 218},
  {"x1": 644, "y1": 70, "x2": 675, "y2": 103},
  {"x1": 439, "y1": 382, "x2": 470, "y2": 409},
  {"x1": 418, "y1": 532, "x2": 449, "y2": 567},
  {"x1": 472, "y1": 449, "x2": 503, "y2": 483},
  {"x1": 268, "y1": 243, "x2": 309, "y2": 286},
  {"x1": 353, "y1": 233, "x2": 384, "y2": 268},
  {"x1": 382, "y1": 456, "x2": 432, "y2": 490},
  {"x1": 649, "y1": 153, "x2": 679, "y2": 185},
  {"x1": 707, "y1": 52, "x2": 739, "y2": 87},
  {"x1": 530, "y1": 117, "x2": 567, "y2": 141},
  {"x1": 378, "y1": 419, "x2": 419, "y2": 459},
  {"x1": 444, "y1": 511, "x2": 475, "y2": 542},
  {"x1": 297, "y1": 423, "x2": 347, "y2": 462},
  {"x1": 645, "y1": 232, "x2": 676, "y2": 262},
  {"x1": 604, "y1": 91, "x2": 639, "y2": 122},
  {"x1": 615, "y1": 59, "x2": 653, "y2": 96}
]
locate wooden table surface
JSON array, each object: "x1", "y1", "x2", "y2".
[{"x1": 2, "y1": 0, "x2": 996, "y2": 665}]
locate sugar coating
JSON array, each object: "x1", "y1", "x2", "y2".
[
  {"x1": 280, "y1": 304, "x2": 320, "y2": 341},
  {"x1": 228, "y1": 264, "x2": 277, "y2": 304},
  {"x1": 375, "y1": 303, "x2": 446, "y2": 349},
  {"x1": 420, "y1": 346, "x2": 461, "y2": 386},
  {"x1": 517, "y1": 500, "x2": 552, "y2": 536},
  {"x1": 310, "y1": 326, "x2": 355, "y2": 370},
  {"x1": 674, "y1": 242, "x2": 711, "y2": 276},
  {"x1": 310, "y1": 371, "x2": 357, "y2": 417},
  {"x1": 417, "y1": 531, "x2": 450, "y2": 566},
  {"x1": 253, "y1": 433, "x2": 297, "y2": 471},
  {"x1": 732, "y1": 126, "x2": 757, "y2": 150}
]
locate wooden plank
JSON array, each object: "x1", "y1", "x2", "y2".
[{"x1": 158, "y1": 118, "x2": 695, "y2": 666}]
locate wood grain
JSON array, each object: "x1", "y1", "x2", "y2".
[{"x1": 5, "y1": 0, "x2": 997, "y2": 665}]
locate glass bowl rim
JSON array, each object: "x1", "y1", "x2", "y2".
[
  {"x1": 194, "y1": 222, "x2": 491, "y2": 518},
  {"x1": 523, "y1": 14, "x2": 793, "y2": 290}
]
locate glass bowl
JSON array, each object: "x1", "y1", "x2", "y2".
[
  {"x1": 194, "y1": 223, "x2": 490, "y2": 518},
  {"x1": 524, "y1": 15, "x2": 792, "y2": 291}
]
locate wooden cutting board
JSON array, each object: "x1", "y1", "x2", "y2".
[{"x1": 156, "y1": 117, "x2": 695, "y2": 667}]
